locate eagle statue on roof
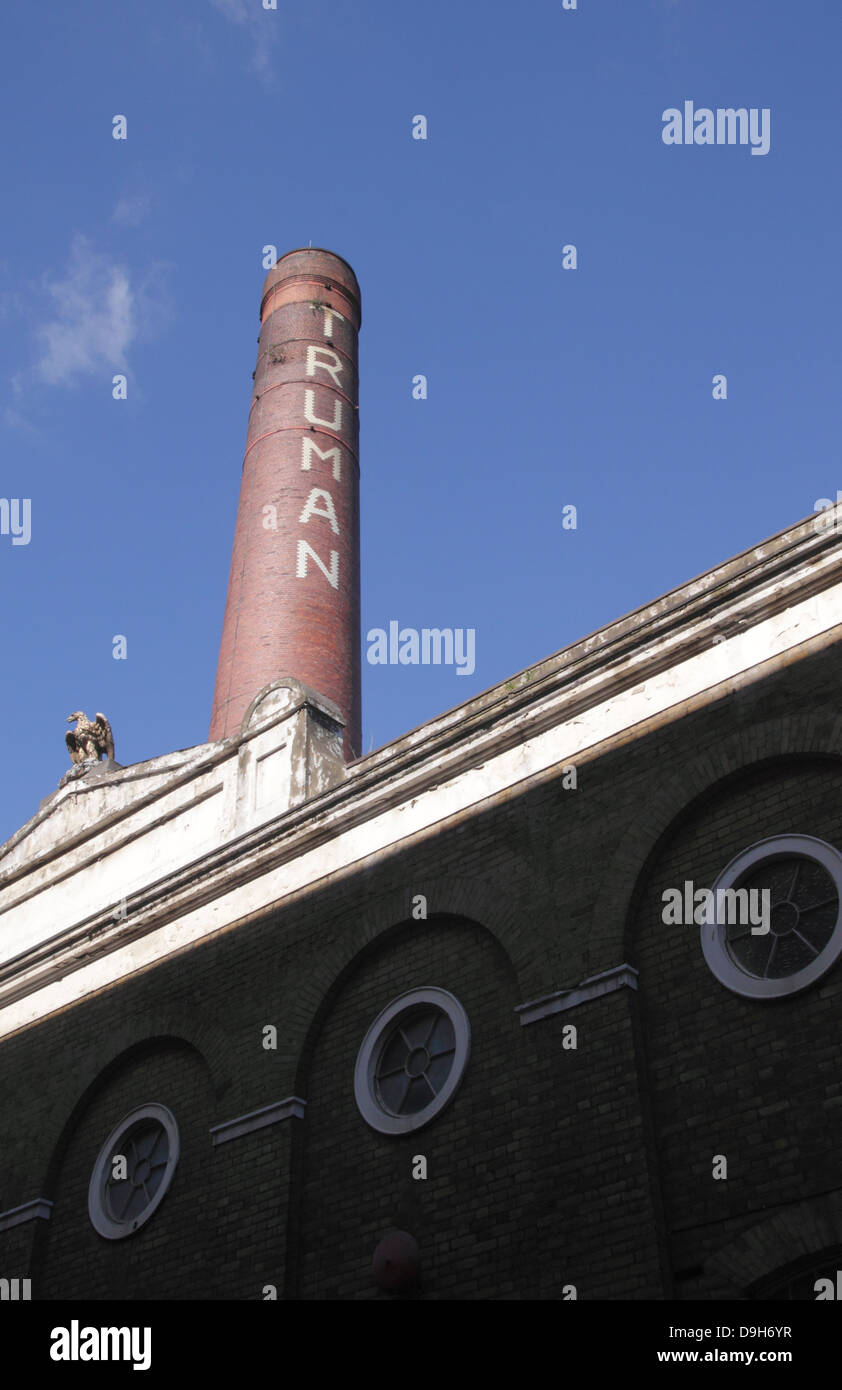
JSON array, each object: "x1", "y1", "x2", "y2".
[{"x1": 65, "y1": 710, "x2": 115, "y2": 767}]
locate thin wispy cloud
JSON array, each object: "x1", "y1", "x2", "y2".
[
  {"x1": 36, "y1": 238, "x2": 133, "y2": 385},
  {"x1": 28, "y1": 235, "x2": 169, "y2": 389},
  {"x1": 211, "y1": 0, "x2": 248, "y2": 17},
  {"x1": 651, "y1": 0, "x2": 695, "y2": 61},
  {"x1": 2, "y1": 405, "x2": 44, "y2": 440},
  {"x1": 111, "y1": 191, "x2": 152, "y2": 228},
  {"x1": 209, "y1": 0, "x2": 278, "y2": 79}
]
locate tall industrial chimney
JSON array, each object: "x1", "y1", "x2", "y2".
[{"x1": 209, "y1": 248, "x2": 362, "y2": 758}]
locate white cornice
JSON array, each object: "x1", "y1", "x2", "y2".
[
  {"x1": 0, "y1": 1198, "x2": 53, "y2": 1231},
  {"x1": 1, "y1": 511, "x2": 841, "y2": 1039},
  {"x1": 516, "y1": 965, "x2": 639, "y2": 1024},
  {"x1": 209, "y1": 1098, "x2": 307, "y2": 1145}
]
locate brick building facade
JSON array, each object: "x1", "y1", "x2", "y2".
[{"x1": 2, "y1": 256, "x2": 842, "y2": 1302}]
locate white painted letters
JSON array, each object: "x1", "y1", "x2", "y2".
[
  {"x1": 296, "y1": 539, "x2": 339, "y2": 590},
  {"x1": 301, "y1": 436, "x2": 342, "y2": 482},
  {"x1": 299, "y1": 487, "x2": 339, "y2": 534},
  {"x1": 304, "y1": 388, "x2": 343, "y2": 431},
  {"x1": 306, "y1": 345, "x2": 344, "y2": 387}
]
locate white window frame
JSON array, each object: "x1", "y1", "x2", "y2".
[
  {"x1": 88, "y1": 1103, "x2": 180, "y2": 1240},
  {"x1": 701, "y1": 834, "x2": 842, "y2": 999},
  {"x1": 354, "y1": 988, "x2": 471, "y2": 1135}
]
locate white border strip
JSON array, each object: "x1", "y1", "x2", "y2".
[
  {"x1": 2, "y1": 585, "x2": 841, "y2": 1040},
  {"x1": 0, "y1": 1198, "x2": 53, "y2": 1232},
  {"x1": 209, "y1": 1097, "x2": 306, "y2": 1145},
  {"x1": 516, "y1": 965, "x2": 639, "y2": 1025}
]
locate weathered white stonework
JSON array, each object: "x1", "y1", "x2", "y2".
[
  {"x1": 209, "y1": 1098, "x2": 307, "y2": 1146},
  {"x1": 515, "y1": 965, "x2": 639, "y2": 1025},
  {"x1": 1, "y1": 508, "x2": 842, "y2": 1040},
  {"x1": 0, "y1": 678, "x2": 343, "y2": 980}
]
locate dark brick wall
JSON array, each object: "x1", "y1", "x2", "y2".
[
  {"x1": 1, "y1": 637, "x2": 841, "y2": 1299},
  {"x1": 34, "y1": 1042, "x2": 218, "y2": 1300},
  {"x1": 632, "y1": 756, "x2": 842, "y2": 1300},
  {"x1": 293, "y1": 916, "x2": 531, "y2": 1299}
]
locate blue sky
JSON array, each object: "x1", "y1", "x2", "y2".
[{"x1": 1, "y1": 0, "x2": 840, "y2": 843}]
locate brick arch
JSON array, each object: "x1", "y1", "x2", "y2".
[
  {"x1": 284, "y1": 886, "x2": 531, "y2": 1299},
  {"x1": 288, "y1": 874, "x2": 529, "y2": 1097},
  {"x1": 585, "y1": 708, "x2": 842, "y2": 962},
  {"x1": 30, "y1": 1025, "x2": 223, "y2": 1296},
  {"x1": 37, "y1": 1006, "x2": 233, "y2": 1199},
  {"x1": 707, "y1": 1190, "x2": 842, "y2": 1293}
]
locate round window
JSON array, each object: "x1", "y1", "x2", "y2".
[
  {"x1": 701, "y1": 835, "x2": 842, "y2": 998},
  {"x1": 88, "y1": 1104, "x2": 179, "y2": 1239},
  {"x1": 355, "y1": 988, "x2": 470, "y2": 1134}
]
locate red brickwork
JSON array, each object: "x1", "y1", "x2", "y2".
[{"x1": 210, "y1": 249, "x2": 361, "y2": 757}]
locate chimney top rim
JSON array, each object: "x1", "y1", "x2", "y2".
[{"x1": 264, "y1": 246, "x2": 359, "y2": 284}]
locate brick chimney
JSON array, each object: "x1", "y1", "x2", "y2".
[{"x1": 209, "y1": 248, "x2": 362, "y2": 758}]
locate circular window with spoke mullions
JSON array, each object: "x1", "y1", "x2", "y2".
[
  {"x1": 701, "y1": 835, "x2": 842, "y2": 999},
  {"x1": 355, "y1": 988, "x2": 470, "y2": 1135},
  {"x1": 88, "y1": 1104, "x2": 179, "y2": 1240}
]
